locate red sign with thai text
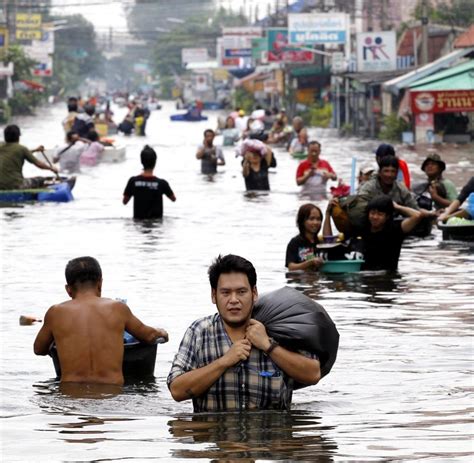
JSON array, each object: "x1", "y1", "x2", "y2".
[{"x1": 411, "y1": 90, "x2": 474, "y2": 114}]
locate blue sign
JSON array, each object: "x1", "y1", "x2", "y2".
[
  {"x1": 289, "y1": 31, "x2": 346, "y2": 44},
  {"x1": 224, "y1": 48, "x2": 252, "y2": 58}
]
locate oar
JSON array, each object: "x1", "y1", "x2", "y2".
[
  {"x1": 39, "y1": 147, "x2": 61, "y2": 180},
  {"x1": 350, "y1": 157, "x2": 357, "y2": 194},
  {"x1": 19, "y1": 315, "x2": 42, "y2": 325}
]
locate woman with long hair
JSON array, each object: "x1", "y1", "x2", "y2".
[{"x1": 285, "y1": 203, "x2": 332, "y2": 271}]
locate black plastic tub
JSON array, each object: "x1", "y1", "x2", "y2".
[
  {"x1": 438, "y1": 223, "x2": 474, "y2": 242},
  {"x1": 49, "y1": 340, "x2": 158, "y2": 380}
]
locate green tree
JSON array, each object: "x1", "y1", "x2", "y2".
[
  {"x1": 152, "y1": 8, "x2": 247, "y2": 78},
  {"x1": 50, "y1": 14, "x2": 104, "y2": 95},
  {"x1": 413, "y1": 0, "x2": 474, "y2": 28},
  {"x1": 0, "y1": 45, "x2": 45, "y2": 115},
  {"x1": 127, "y1": 0, "x2": 215, "y2": 44},
  {"x1": 0, "y1": 45, "x2": 36, "y2": 82}
]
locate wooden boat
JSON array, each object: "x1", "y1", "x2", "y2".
[
  {"x1": 49, "y1": 335, "x2": 165, "y2": 380},
  {"x1": 0, "y1": 177, "x2": 75, "y2": 203},
  {"x1": 438, "y1": 222, "x2": 474, "y2": 242}
]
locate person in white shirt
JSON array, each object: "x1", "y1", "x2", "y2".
[{"x1": 53, "y1": 131, "x2": 87, "y2": 173}]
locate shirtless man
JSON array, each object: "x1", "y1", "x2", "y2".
[
  {"x1": 34, "y1": 256, "x2": 168, "y2": 385},
  {"x1": 196, "y1": 129, "x2": 225, "y2": 175}
]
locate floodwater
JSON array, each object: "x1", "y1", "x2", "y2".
[{"x1": 1, "y1": 101, "x2": 473, "y2": 462}]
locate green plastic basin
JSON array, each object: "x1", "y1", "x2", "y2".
[{"x1": 321, "y1": 260, "x2": 364, "y2": 274}]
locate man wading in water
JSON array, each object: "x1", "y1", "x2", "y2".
[
  {"x1": 196, "y1": 129, "x2": 225, "y2": 175},
  {"x1": 167, "y1": 254, "x2": 320, "y2": 411},
  {"x1": 34, "y1": 256, "x2": 168, "y2": 385}
]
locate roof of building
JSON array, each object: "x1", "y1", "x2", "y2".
[
  {"x1": 454, "y1": 24, "x2": 474, "y2": 48},
  {"x1": 397, "y1": 25, "x2": 456, "y2": 63}
]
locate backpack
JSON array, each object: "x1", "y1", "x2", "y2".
[{"x1": 338, "y1": 195, "x2": 369, "y2": 233}]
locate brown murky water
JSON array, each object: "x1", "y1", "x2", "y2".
[{"x1": 1, "y1": 101, "x2": 473, "y2": 461}]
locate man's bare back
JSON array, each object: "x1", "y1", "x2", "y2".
[{"x1": 34, "y1": 257, "x2": 168, "y2": 385}]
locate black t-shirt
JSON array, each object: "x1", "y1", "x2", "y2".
[
  {"x1": 124, "y1": 175, "x2": 174, "y2": 219},
  {"x1": 285, "y1": 234, "x2": 348, "y2": 267},
  {"x1": 245, "y1": 158, "x2": 270, "y2": 191},
  {"x1": 285, "y1": 234, "x2": 321, "y2": 267},
  {"x1": 458, "y1": 176, "x2": 474, "y2": 204},
  {"x1": 361, "y1": 220, "x2": 404, "y2": 271}
]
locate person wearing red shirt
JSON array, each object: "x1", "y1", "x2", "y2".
[{"x1": 296, "y1": 140, "x2": 337, "y2": 196}]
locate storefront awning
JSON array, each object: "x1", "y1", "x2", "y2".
[
  {"x1": 383, "y1": 47, "x2": 474, "y2": 95},
  {"x1": 408, "y1": 59, "x2": 474, "y2": 91},
  {"x1": 409, "y1": 60, "x2": 474, "y2": 114}
]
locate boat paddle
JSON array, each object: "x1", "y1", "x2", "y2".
[
  {"x1": 38, "y1": 147, "x2": 61, "y2": 181},
  {"x1": 19, "y1": 315, "x2": 42, "y2": 326}
]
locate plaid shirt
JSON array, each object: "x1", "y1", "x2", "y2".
[{"x1": 167, "y1": 313, "x2": 316, "y2": 412}]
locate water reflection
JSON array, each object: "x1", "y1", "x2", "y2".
[
  {"x1": 58, "y1": 382, "x2": 123, "y2": 399},
  {"x1": 32, "y1": 378, "x2": 164, "y2": 415},
  {"x1": 168, "y1": 411, "x2": 337, "y2": 461},
  {"x1": 286, "y1": 269, "x2": 401, "y2": 304}
]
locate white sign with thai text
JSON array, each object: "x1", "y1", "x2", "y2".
[{"x1": 288, "y1": 13, "x2": 348, "y2": 45}]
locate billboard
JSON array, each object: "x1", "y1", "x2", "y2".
[
  {"x1": 356, "y1": 31, "x2": 396, "y2": 72},
  {"x1": 251, "y1": 37, "x2": 267, "y2": 63},
  {"x1": 23, "y1": 25, "x2": 54, "y2": 77},
  {"x1": 267, "y1": 28, "x2": 313, "y2": 63},
  {"x1": 16, "y1": 13, "x2": 42, "y2": 40},
  {"x1": 411, "y1": 90, "x2": 474, "y2": 114},
  {"x1": 0, "y1": 27, "x2": 8, "y2": 50},
  {"x1": 219, "y1": 28, "x2": 261, "y2": 68},
  {"x1": 288, "y1": 13, "x2": 348, "y2": 45},
  {"x1": 181, "y1": 48, "x2": 209, "y2": 66},
  {"x1": 32, "y1": 57, "x2": 53, "y2": 77}
]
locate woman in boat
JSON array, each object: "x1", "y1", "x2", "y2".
[{"x1": 285, "y1": 203, "x2": 333, "y2": 271}]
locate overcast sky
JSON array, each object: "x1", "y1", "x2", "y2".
[{"x1": 52, "y1": 0, "x2": 279, "y2": 35}]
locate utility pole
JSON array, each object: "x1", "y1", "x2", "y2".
[
  {"x1": 381, "y1": 0, "x2": 388, "y2": 31},
  {"x1": 367, "y1": 0, "x2": 373, "y2": 32},
  {"x1": 421, "y1": 0, "x2": 429, "y2": 65}
]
